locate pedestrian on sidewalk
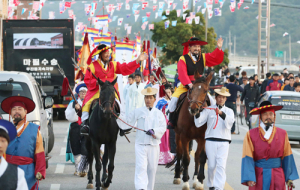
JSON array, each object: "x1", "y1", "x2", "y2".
[
  {"x1": 283, "y1": 77, "x2": 295, "y2": 91},
  {"x1": 194, "y1": 87, "x2": 234, "y2": 190},
  {"x1": 224, "y1": 75, "x2": 244, "y2": 134}
]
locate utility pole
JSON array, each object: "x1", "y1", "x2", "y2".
[
  {"x1": 191, "y1": 0, "x2": 195, "y2": 12},
  {"x1": 228, "y1": 31, "x2": 232, "y2": 56},
  {"x1": 234, "y1": 35, "x2": 236, "y2": 64},
  {"x1": 225, "y1": 37, "x2": 228, "y2": 49},
  {"x1": 257, "y1": 0, "x2": 262, "y2": 80},
  {"x1": 205, "y1": 9, "x2": 208, "y2": 41},
  {"x1": 284, "y1": 51, "x2": 286, "y2": 65},
  {"x1": 289, "y1": 34, "x2": 292, "y2": 65},
  {"x1": 266, "y1": 0, "x2": 271, "y2": 73}
]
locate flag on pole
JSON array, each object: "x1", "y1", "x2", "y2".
[
  {"x1": 283, "y1": 32, "x2": 289, "y2": 37},
  {"x1": 91, "y1": 37, "x2": 111, "y2": 46}
]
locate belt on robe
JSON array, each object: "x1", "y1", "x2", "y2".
[
  {"x1": 6, "y1": 154, "x2": 34, "y2": 165},
  {"x1": 255, "y1": 158, "x2": 281, "y2": 190}
]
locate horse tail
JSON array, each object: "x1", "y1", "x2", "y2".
[{"x1": 165, "y1": 155, "x2": 177, "y2": 168}]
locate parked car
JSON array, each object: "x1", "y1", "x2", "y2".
[
  {"x1": 0, "y1": 71, "x2": 54, "y2": 168},
  {"x1": 251, "y1": 91, "x2": 300, "y2": 142}
]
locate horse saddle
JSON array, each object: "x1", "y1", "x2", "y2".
[{"x1": 89, "y1": 99, "x2": 120, "y2": 115}]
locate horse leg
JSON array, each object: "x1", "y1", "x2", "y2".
[
  {"x1": 174, "y1": 133, "x2": 182, "y2": 185},
  {"x1": 86, "y1": 137, "x2": 94, "y2": 189},
  {"x1": 92, "y1": 142, "x2": 102, "y2": 190},
  {"x1": 102, "y1": 142, "x2": 116, "y2": 189},
  {"x1": 181, "y1": 138, "x2": 190, "y2": 190},
  {"x1": 192, "y1": 140, "x2": 201, "y2": 189},
  {"x1": 196, "y1": 143, "x2": 207, "y2": 190},
  {"x1": 101, "y1": 145, "x2": 109, "y2": 183}
]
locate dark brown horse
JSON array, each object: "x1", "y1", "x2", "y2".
[{"x1": 173, "y1": 71, "x2": 214, "y2": 190}]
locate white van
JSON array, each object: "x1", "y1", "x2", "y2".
[{"x1": 0, "y1": 71, "x2": 54, "y2": 168}]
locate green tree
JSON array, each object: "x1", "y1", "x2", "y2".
[{"x1": 151, "y1": 9, "x2": 229, "y2": 69}]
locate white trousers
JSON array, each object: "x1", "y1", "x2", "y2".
[
  {"x1": 168, "y1": 93, "x2": 216, "y2": 112},
  {"x1": 205, "y1": 140, "x2": 229, "y2": 190},
  {"x1": 135, "y1": 144, "x2": 160, "y2": 190}
]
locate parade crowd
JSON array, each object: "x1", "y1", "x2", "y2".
[{"x1": 0, "y1": 37, "x2": 299, "y2": 190}]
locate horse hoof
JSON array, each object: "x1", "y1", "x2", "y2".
[
  {"x1": 101, "y1": 182, "x2": 109, "y2": 190},
  {"x1": 173, "y1": 178, "x2": 181, "y2": 184},
  {"x1": 86, "y1": 183, "x2": 94, "y2": 189},
  {"x1": 80, "y1": 172, "x2": 87, "y2": 177},
  {"x1": 192, "y1": 175, "x2": 199, "y2": 188},
  {"x1": 182, "y1": 182, "x2": 190, "y2": 190},
  {"x1": 194, "y1": 182, "x2": 204, "y2": 190}
]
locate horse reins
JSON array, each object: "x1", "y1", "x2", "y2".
[
  {"x1": 187, "y1": 88, "x2": 219, "y2": 129},
  {"x1": 112, "y1": 112, "x2": 157, "y2": 139}
]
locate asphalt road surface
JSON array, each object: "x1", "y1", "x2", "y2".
[{"x1": 39, "y1": 119, "x2": 300, "y2": 190}]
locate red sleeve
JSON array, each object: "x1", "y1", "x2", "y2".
[
  {"x1": 115, "y1": 60, "x2": 140, "y2": 75},
  {"x1": 159, "y1": 85, "x2": 165, "y2": 98},
  {"x1": 266, "y1": 85, "x2": 270, "y2": 91},
  {"x1": 84, "y1": 65, "x2": 98, "y2": 91},
  {"x1": 178, "y1": 57, "x2": 192, "y2": 86},
  {"x1": 205, "y1": 48, "x2": 224, "y2": 67}
]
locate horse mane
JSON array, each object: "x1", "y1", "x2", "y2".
[{"x1": 193, "y1": 76, "x2": 206, "y2": 84}]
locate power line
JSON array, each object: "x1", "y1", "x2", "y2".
[{"x1": 243, "y1": 0, "x2": 300, "y2": 9}]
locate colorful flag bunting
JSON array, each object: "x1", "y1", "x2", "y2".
[
  {"x1": 65, "y1": 2, "x2": 71, "y2": 8},
  {"x1": 126, "y1": 4, "x2": 130, "y2": 10},
  {"x1": 21, "y1": 8, "x2": 27, "y2": 15},
  {"x1": 165, "y1": 20, "x2": 170, "y2": 29},
  {"x1": 146, "y1": 12, "x2": 151, "y2": 17},
  {"x1": 177, "y1": 9, "x2": 181, "y2": 17},
  {"x1": 149, "y1": 24, "x2": 154, "y2": 30},
  {"x1": 166, "y1": 9, "x2": 170, "y2": 15},
  {"x1": 195, "y1": 16, "x2": 200, "y2": 24},
  {"x1": 142, "y1": 17, "x2": 148, "y2": 23},
  {"x1": 197, "y1": 6, "x2": 202, "y2": 12},
  {"x1": 173, "y1": 3, "x2": 177, "y2": 10},
  {"x1": 116, "y1": 42, "x2": 135, "y2": 51},
  {"x1": 153, "y1": 5, "x2": 158, "y2": 11},
  {"x1": 142, "y1": 2, "x2": 148, "y2": 10},
  {"x1": 92, "y1": 37, "x2": 111, "y2": 45},
  {"x1": 135, "y1": 15, "x2": 139, "y2": 22},
  {"x1": 118, "y1": 18, "x2": 123, "y2": 26},
  {"x1": 244, "y1": 6, "x2": 249, "y2": 9},
  {"x1": 172, "y1": 20, "x2": 177, "y2": 26}
]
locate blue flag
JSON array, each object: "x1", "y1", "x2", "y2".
[{"x1": 172, "y1": 20, "x2": 177, "y2": 26}]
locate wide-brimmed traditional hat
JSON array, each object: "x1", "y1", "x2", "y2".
[
  {"x1": 1, "y1": 96, "x2": 36, "y2": 114},
  {"x1": 0, "y1": 119, "x2": 17, "y2": 143},
  {"x1": 87, "y1": 44, "x2": 111, "y2": 65},
  {"x1": 141, "y1": 87, "x2": 158, "y2": 96},
  {"x1": 250, "y1": 101, "x2": 283, "y2": 115},
  {"x1": 182, "y1": 37, "x2": 208, "y2": 55},
  {"x1": 214, "y1": 87, "x2": 231, "y2": 97},
  {"x1": 75, "y1": 82, "x2": 87, "y2": 94}
]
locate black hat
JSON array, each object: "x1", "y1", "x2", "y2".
[
  {"x1": 273, "y1": 73, "x2": 279, "y2": 76},
  {"x1": 235, "y1": 72, "x2": 239, "y2": 75},
  {"x1": 249, "y1": 76, "x2": 255, "y2": 80},
  {"x1": 135, "y1": 71, "x2": 142, "y2": 77}
]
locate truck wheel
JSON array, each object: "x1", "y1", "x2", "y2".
[{"x1": 48, "y1": 120, "x2": 55, "y2": 153}]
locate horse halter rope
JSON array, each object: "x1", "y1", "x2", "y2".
[
  {"x1": 187, "y1": 87, "x2": 207, "y2": 113},
  {"x1": 187, "y1": 86, "x2": 219, "y2": 129}
]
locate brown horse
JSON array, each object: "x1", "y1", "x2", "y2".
[{"x1": 173, "y1": 71, "x2": 214, "y2": 190}]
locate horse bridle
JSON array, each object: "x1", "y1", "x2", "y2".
[
  {"x1": 98, "y1": 99, "x2": 115, "y2": 111},
  {"x1": 187, "y1": 87, "x2": 207, "y2": 112}
]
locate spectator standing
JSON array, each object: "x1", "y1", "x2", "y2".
[
  {"x1": 280, "y1": 73, "x2": 285, "y2": 83},
  {"x1": 294, "y1": 75, "x2": 300, "y2": 87},
  {"x1": 284, "y1": 77, "x2": 295, "y2": 91},
  {"x1": 266, "y1": 73, "x2": 282, "y2": 91},
  {"x1": 235, "y1": 72, "x2": 240, "y2": 85},
  {"x1": 260, "y1": 72, "x2": 271, "y2": 94},
  {"x1": 239, "y1": 71, "x2": 247, "y2": 85},
  {"x1": 241, "y1": 77, "x2": 260, "y2": 128},
  {"x1": 225, "y1": 75, "x2": 244, "y2": 134},
  {"x1": 295, "y1": 83, "x2": 300, "y2": 92},
  {"x1": 281, "y1": 78, "x2": 290, "y2": 91},
  {"x1": 219, "y1": 66, "x2": 225, "y2": 78},
  {"x1": 224, "y1": 65, "x2": 229, "y2": 76}
]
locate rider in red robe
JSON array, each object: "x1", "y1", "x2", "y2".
[{"x1": 80, "y1": 44, "x2": 148, "y2": 134}]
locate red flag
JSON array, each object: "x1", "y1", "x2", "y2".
[
  {"x1": 61, "y1": 77, "x2": 69, "y2": 96},
  {"x1": 65, "y1": 2, "x2": 72, "y2": 8}
]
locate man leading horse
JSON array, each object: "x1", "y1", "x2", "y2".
[
  {"x1": 167, "y1": 37, "x2": 224, "y2": 129},
  {"x1": 80, "y1": 44, "x2": 148, "y2": 135}
]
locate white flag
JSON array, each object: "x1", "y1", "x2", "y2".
[
  {"x1": 195, "y1": 16, "x2": 200, "y2": 24},
  {"x1": 118, "y1": 18, "x2": 123, "y2": 26},
  {"x1": 135, "y1": 14, "x2": 139, "y2": 22},
  {"x1": 183, "y1": 13, "x2": 187, "y2": 20},
  {"x1": 126, "y1": 4, "x2": 130, "y2": 10},
  {"x1": 177, "y1": 9, "x2": 181, "y2": 17}
]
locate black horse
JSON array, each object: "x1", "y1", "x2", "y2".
[{"x1": 85, "y1": 77, "x2": 119, "y2": 190}]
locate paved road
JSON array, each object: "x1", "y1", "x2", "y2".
[{"x1": 39, "y1": 119, "x2": 300, "y2": 190}]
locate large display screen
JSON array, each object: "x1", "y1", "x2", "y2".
[{"x1": 13, "y1": 33, "x2": 63, "y2": 49}]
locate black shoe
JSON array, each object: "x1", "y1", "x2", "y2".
[
  {"x1": 209, "y1": 187, "x2": 215, "y2": 190},
  {"x1": 80, "y1": 120, "x2": 89, "y2": 136}
]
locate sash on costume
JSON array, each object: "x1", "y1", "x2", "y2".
[{"x1": 255, "y1": 158, "x2": 281, "y2": 190}]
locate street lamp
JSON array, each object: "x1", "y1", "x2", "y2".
[{"x1": 283, "y1": 33, "x2": 291, "y2": 65}]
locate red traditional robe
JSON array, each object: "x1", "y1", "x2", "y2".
[
  {"x1": 82, "y1": 59, "x2": 140, "y2": 112},
  {"x1": 241, "y1": 126, "x2": 299, "y2": 190}
]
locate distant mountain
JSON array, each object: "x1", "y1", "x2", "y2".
[{"x1": 41, "y1": 0, "x2": 300, "y2": 59}]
